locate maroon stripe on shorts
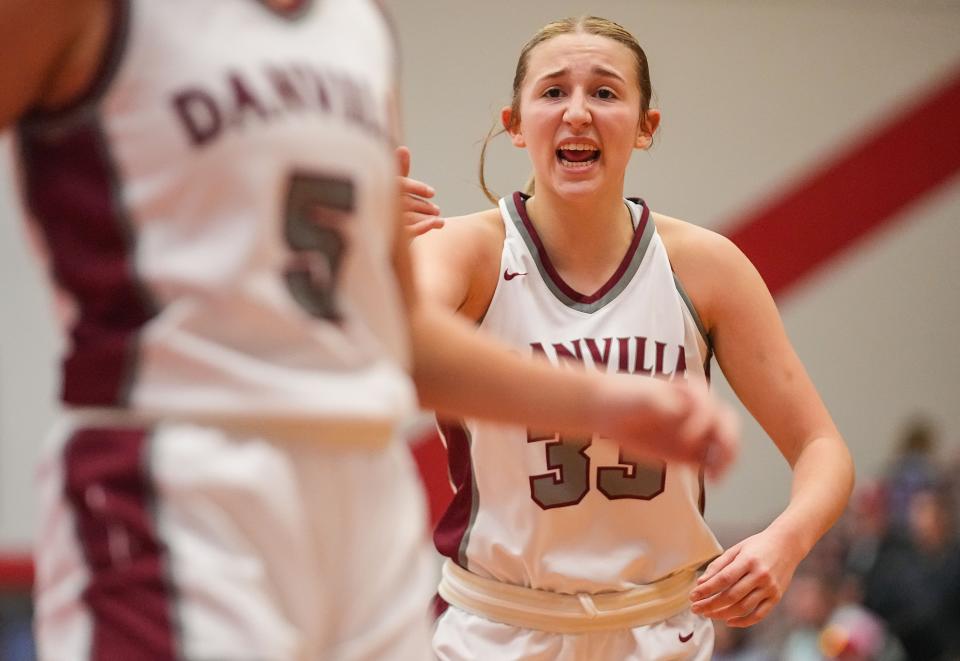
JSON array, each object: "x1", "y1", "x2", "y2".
[
  {"x1": 63, "y1": 427, "x2": 177, "y2": 660},
  {"x1": 431, "y1": 593, "x2": 450, "y2": 621},
  {"x1": 432, "y1": 420, "x2": 476, "y2": 569}
]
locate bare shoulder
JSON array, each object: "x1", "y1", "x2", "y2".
[
  {"x1": 653, "y1": 212, "x2": 763, "y2": 330},
  {"x1": 414, "y1": 206, "x2": 504, "y2": 266},
  {"x1": 412, "y1": 206, "x2": 505, "y2": 318},
  {"x1": 442, "y1": 207, "x2": 505, "y2": 244},
  {"x1": 653, "y1": 213, "x2": 744, "y2": 264}
]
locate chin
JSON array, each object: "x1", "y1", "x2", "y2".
[{"x1": 546, "y1": 173, "x2": 607, "y2": 200}]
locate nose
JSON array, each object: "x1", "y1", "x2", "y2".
[{"x1": 563, "y1": 89, "x2": 591, "y2": 129}]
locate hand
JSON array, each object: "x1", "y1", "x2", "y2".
[
  {"x1": 396, "y1": 145, "x2": 443, "y2": 238},
  {"x1": 598, "y1": 376, "x2": 739, "y2": 479},
  {"x1": 689, "y1": 528, "x2": 802, "y2": 627}
]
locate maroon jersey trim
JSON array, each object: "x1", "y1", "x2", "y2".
[
  {"x1": 433, "y1": 419, "x2": 478, "y2": 570},
  {"x1": 17, "y1": 112, "x2": 156, "y2": 406},
  {"x1": 511, "y1": 191, "x2": 652, "y2": 306}
]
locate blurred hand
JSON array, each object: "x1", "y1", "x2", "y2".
[
  {"x1": 396, "y1": 145, "x2": 444, "y2": 238},
  {"x1": 597, "y1": 376, "x2": 739, "y2": 480},
  {"x1": 690, "y1": 527, "x2": 803, "y2": 627}
]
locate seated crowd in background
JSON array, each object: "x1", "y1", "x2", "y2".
[{"x1": 715, "y1": 417, "x2": 960, "y2": 661}]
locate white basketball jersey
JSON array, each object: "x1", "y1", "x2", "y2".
[
  {"x1": 16, "y1": 0, "x2": 417, "y2": 428},
  {"x1": 435, "y1": 192, "x2": 722, "y2": 594}
]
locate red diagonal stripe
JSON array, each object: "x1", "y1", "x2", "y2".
[
  {"x1": 0, "y1": 554, "x2": 33, "y2": 591},
  {"x1": 726, "y1": 63, "x2": 960, "y2": 297}
]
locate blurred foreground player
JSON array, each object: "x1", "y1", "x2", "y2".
[{"x1": 0, "y1": 1, "x2": 737, "y2": 659}]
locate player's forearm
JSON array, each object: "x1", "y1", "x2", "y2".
[
  {"x1": 409, "y1": 303, "x2": 605, "y2": 434},
  {"x1": 766, "y1": 435, "x2": 854, "y2": 555}
]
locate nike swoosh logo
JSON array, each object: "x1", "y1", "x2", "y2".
[
  {"x1": 679, "y1": 631, "x2": 694, "y2": 643},
  {"x1": 503, "y1": 269, "x2": 528, "y2": 281}
]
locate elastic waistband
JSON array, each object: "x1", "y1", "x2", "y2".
[
  {"x1": 438, "y1": 560, "x2": 695, "y2": 633},
  {"x1": 61, "y1": 408, "x2": 397, "y2": 449}
]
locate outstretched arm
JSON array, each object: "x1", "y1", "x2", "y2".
[
  {"x1": 398, "y1": 249, "x2": 738, "y2": 474},
  {"x1": 391, "y1": 178, "x2": 739, "y2": 475},
  {"x1": 669, "y1": 225, "x2": 854, "y2": 627}
]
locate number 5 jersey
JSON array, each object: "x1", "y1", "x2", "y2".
[
  {"x1": 435, "y1": 192, "x2": 722, "y2": 594},
  {"x1": 15, "y1": 0, "x2": 417, "y2": 435}
]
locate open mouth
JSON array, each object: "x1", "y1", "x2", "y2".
[{"x1": 557, "y1": 143, "x2": 600, "y2": 168}]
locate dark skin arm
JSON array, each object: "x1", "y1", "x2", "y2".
[{"x1": 0, "y1": 0, "x2": 111, "y2": 128}]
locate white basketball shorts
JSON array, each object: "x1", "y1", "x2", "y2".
[
  {"x1": 33, "y1": 412, "x2": 435, "y2": 660},
  {"x1": 433, "y1": 602, "x2": 714, "y2": 660}
]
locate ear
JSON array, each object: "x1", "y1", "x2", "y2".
[
  {"x1": 502, "y1": 106, "x2": 525, "y2": 148},
  {"x1": 635, "y1": 108, "x2": 661, "y2": 150}
]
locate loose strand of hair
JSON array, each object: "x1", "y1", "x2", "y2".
[{"x1": 478, "y1": 120, "x2": 505, "y2": 205}]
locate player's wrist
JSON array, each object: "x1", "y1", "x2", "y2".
[
  {"x1": 590, "y1": 372, "x2": 657, "y2": 441},
  {"x1": 575, "y1": 371, "x2": 612, "y2": 436}
]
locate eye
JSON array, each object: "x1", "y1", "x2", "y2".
[
  {"x1": 542, "y1": 87, "x2": 564, "y2": 99},
  {"x1": 595, "y1": 87, "x2": 618, "y2": 100}
]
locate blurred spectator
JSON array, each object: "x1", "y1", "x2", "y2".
[
  {"x1": 884, "y1": 417, "x2": 939, "y2": 532},
  {"x1": 818, "y1": 599, "x2": 905, "y2": 661},
  {"x1": 860, "y1": 485, "x2": 960, "y2": 660},
  {"x1": 780, "y1": 573, "x2": 838, "y2": 661},
  {"x1": 773, "y1": 570, "x2": 906, "y2": 661},
  {"x1": 943, "y1": 444, "x2": 960, "y2": 539},
  {"x1": 713, "y1": 619, "x2": 774, "y2": 661},
  {"x1": 843, "y1": 481, "x2": 891, "y2": 580},
  {"x1": 0, "y1": 594, "x2": 35, "y2": 661}
]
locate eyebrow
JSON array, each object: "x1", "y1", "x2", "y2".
[{"x1": 536, "y1": 65, "x2": 627, "y2": 84}]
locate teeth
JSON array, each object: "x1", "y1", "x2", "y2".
[
  {"x1": 558, "y1": 143, "x2": 598, "y2": 151},
  {"x1": 559, "y1": 158, "x2": 595, "y2": 168}
]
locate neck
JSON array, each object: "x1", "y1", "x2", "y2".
[{"x1": 525, "y1": 185, "x2": 635, "y2": 278}]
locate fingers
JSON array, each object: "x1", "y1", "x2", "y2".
[
  {"x1": 403, "y1": 216, "x2": 445, "y2": 238},
  {"x1": 396, "y1": 145, "x2": 411, "y2": 177},
  {"x1": 599, "y1": 376, "x2": 738, "y2": 474},
  {"x1": 725, "y1": 599, "x2": 774, "y2": 628},
  {"x1": 401, "y1": 187, "x2": 439, "y2": 217},
  {"x1": 395, "y1": 145, "x2": 440, "y2": 229},
  {"x1": 695, "y1": 582, "x2": 762, "y2": 620},
  {"x1": 400, "y1": 175, "x2": 435, "y2": 201},
  {"x1": 690, "y1": 550, "x2": 784, "y2": 627},
  {"x1": 395, "y1": 153, "x2": 442, "y2": 237},
  {"x1": 697, "y1": 545, "x2": 740, "y2": 585},
  {"x1": 672, "y1": 384, "x2": 712, "y2": 456},
  {"x1": 669, "y1": 382, "x2": 739, "y2": 477},
  {"x1": 690, "y1": 553, "x2": 749, "y2": 608},
  {"x1": 399, "y1": 184, "x2": 442, "y2": 237},
  {"x1": 704, "y1": 405, "x2": 739, "y2": 479},
  {"x1": 705, "y1": 588, "x2": 765, "y2": 622},
  {"x1": 691, "y1": 574, "x2": 755, "y2": 616}
]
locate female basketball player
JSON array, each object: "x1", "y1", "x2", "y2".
[
  {"x1": 405, "y1": 15, "x2": 854, "y2": 660},
  {"x1": 0, "y1": 3, "x2": 736, "y2": 660}
]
